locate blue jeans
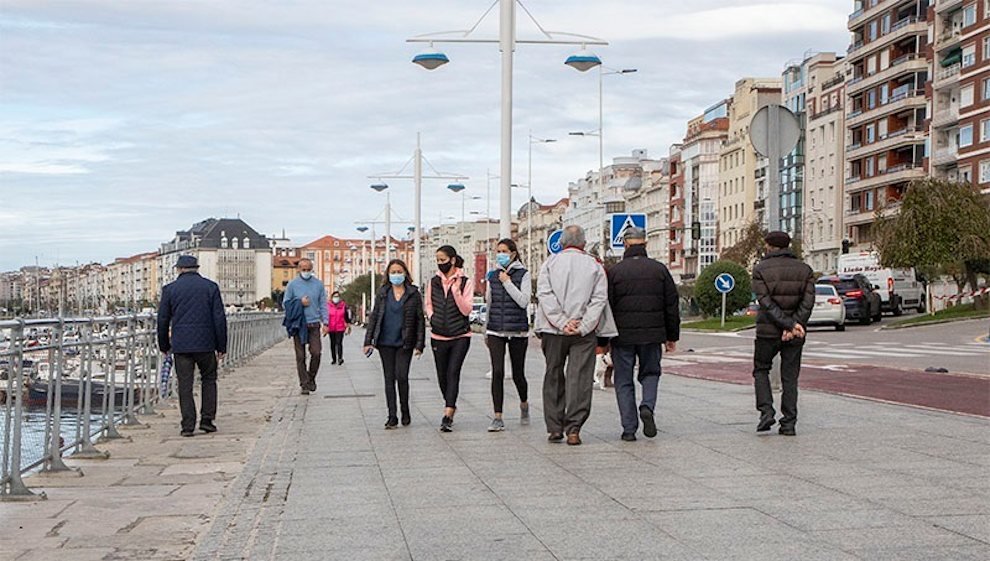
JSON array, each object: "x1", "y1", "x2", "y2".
[{"x1": 611, "y1": 342, "x2": 661, "y2": 435}]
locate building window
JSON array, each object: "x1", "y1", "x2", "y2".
[
  {"x1": 983, "y1": 77, "x2": 990, "y2": 100},
  {"x1": 964, "y1": 3, "x2": 977, "y2": 27},
  {"x1": 981, "y1": 160, "x2": 990, "y2": 184},
  {"x1": 960, "y1": 124, "x2": 974, "y2": 147},
  {"x1": 962, "y1": 166, "x2": 973, "y2": 183},
  {"x1": 963, "y1": 45, "x2": 977, "y2": 68},
  {"x1": 984, "y1": 36, "x2": 990, "y2": 60},
  {"x1": 869, "y1": 20, "x2": 878, "y2": 41},
  {"x1": 243, "y1": 237, "x2": 250, "y2": 249},
  {"x1": 866, "y1": 124, "x2": 876, "y2": 143},
  {"x1": 982, "y1": 119, "x2": 990, "y2": 143},
  {"x1": 881, "y1": 13, "x2": 891, "y2": 34},
  {"x1": 962, "y1": 84, "x2": 975, "y2": 106}
]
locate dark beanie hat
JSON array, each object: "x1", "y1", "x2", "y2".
[{"x1": 764, "y1": 231, "x2": 791, "y2": 248}]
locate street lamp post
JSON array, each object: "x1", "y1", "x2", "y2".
[
  {"x1": 356, "y1": 225, "x2": 374, "y2": 306},
  {"x1": 369, "y1": 133, "x2": 467, "y2": 288},
  {"x1": 370, "y1": 183, "x2": 391, "y2": 264},
  {"x1": 528, "y1": 132, "x2": 556, "y2": 273},
  {"x1": 409, "y1": 0, "x2": 607, "y2": 241}
]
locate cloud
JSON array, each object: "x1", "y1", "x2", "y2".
[{"x1": 0, "y1": 0, "x2": 851, "y2": 270}]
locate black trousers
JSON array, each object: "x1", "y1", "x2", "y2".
[
  {"x1": 379, "y1": 345, "x2": 413, "y2": 420},
  {"x1": 753, "y1": 336, "x2": 805, "y2": 429},
  {"x1": 328, "y1": 331, "x2": 345, "y2": 363},
  {"x1": 174, "y1": 351, "x2": 218, "y2": 432},
  {"x1": 432, "y1": 337, "x2": 471, "y2": 409},
  {"x1": 487, "y1": 335, "x2": 529, "y2": 413}
]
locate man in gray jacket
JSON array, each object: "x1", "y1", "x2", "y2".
[{"x1": 535, "y1": 225, "x2": 616, "y2": 445}]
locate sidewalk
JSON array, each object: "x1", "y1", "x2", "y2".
[{"x1": 5, "y1": 329, "x2": 989, "y2": 560}]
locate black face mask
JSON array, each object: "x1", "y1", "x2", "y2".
[{"x1": 438, "y1": 262, "x2": 453, "y2": 274}]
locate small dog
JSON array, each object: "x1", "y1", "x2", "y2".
[{"x1": 594, "y1": 341, "x2": 613, "y2": 390}]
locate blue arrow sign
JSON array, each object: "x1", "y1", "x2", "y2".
[
  {"x1": 610, "y1": 213, "x2": 647, "y2": 250},
  {"x1": 715, "y1": 273, "x2": 735, "y2": 294},
  {"x1": 547, "y1": 229, "x2": 564, "y2": 254}
]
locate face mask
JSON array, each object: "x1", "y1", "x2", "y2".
[
  {"x1": 389, "y1": 273, "x2": 405, "y2": 286},
  {"x1": 438, "y1": 262, "x2": 453, "y2": 274},
  {"x1": 300, "y1": 271, "x2": 313, "y2": 280},
  {"x1": 495, "y1": 253, "x2": 511, "y2": 268},
  {"x1": 331, "y1": 297, "x2": 340, "y2": 304}
]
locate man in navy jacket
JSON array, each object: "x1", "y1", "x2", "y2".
[{"x1": 157, "y1": 255, "x2": 228, "y2": 437}]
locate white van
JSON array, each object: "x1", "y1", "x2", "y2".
[{"x1": 836, "y1": 252, "x2": 925, "y2": 315}]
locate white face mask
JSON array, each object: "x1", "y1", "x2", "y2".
[
  {"x1": 300, "y1": 271, "x2": 313, "y2": 280},
  {"x1": 331, "y1": 296, "x2": 340, "y2": 304}
]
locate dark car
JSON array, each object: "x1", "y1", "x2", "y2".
[{"x1": 817, "y1": 274, "x2": 882, "y2": 325}]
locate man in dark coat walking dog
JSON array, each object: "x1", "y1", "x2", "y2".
[
  {"x1": 157, "y1": 255, "x2": 228, "y2": 437},
  {"x1": 751, "y1": 231, "x2": 815, "y2": 436}
]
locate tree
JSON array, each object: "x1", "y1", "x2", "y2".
[
  {"x1": 693, "y1": 260, "x2": 752, "y2": 317},
  {"x1": 340, "y1": 273, "x2": 373, "y2": 315},
  {"x1": 720, "y1": 220, "x2": 766, "y2": 268},
  {"x1": 874, "y1": 178, "x2": 990, "y2": 308}
]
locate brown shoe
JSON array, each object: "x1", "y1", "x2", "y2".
[
  {"x1": 548, "y1": 432, "x2": 564, "y2": 442},
  {"x1": 566, "y1": 432, "x2": 582, "y2": 446}
]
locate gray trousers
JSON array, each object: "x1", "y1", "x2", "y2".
[{"x1": 540, "y1": 332, "x2": 597, "y2": 435}]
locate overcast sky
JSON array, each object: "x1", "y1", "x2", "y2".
[{"x1": 0, "y1": 0, "x2": 851, "y2": 270}]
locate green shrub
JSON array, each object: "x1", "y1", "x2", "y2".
[{"x1": 693, "y1": 260, "x2": 752, "y2": 318}]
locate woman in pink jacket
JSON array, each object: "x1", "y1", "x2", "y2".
[
  {"x1": 326, "y1": 290, "x2": 352, "y2": 365},
  {"x1": 425, "y1": 245, "x2": 475, "y2": 432}
]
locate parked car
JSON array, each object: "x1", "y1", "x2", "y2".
[
  {"x1": 818, "y1": 274, "x2": 882, "y2": 325},
  {"x1": 808, "y1": 284, "x2": 846, "y2": 331},
  {"x1": 469, "y1": 303, "x2": 487, "y2": 325},
  {"x1": 837, "y1": 251, "x2": 925, "y2": 315}
]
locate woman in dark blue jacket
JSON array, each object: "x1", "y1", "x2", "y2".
[{"x1": 363, "y1": 259, "x2": 425, "y2": 429}]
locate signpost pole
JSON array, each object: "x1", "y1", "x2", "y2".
[{"x1": 721, "y1": 292, "x2": 727, "y2": 328}]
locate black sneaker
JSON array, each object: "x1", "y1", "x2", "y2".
[
  {"x1": 639, "y1": 405, "x2": 657, "y2": 438},
  {"x1": 385, "y1": 417, "x2": 399, "y2": 430},
  {"x1": 180, "y1": 429, "x2": 195, "y2": 437},
  {"x1": 440, "y1": 416, "x2": 453, "y2": 432},
  {"x1": 757, "y1": 412, "x2": 776, "y2": 432},
  {"x1": 779, "y1": 426, "x2": 796, "y2": 436},
  {"x1": 401, "y1": 414, "x2": 411, "y2": 426},
  {"x1": 338, "y1": 358, "x2": 344, "y2": 365},
  {"x1": 199, "y1": 421, "x2": 217, "y2": 433},
  {"x1": 621, "y1": 433, "x2": 637, "y2": 442}
]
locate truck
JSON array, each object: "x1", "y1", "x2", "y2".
[{"x1": 836, "y1": 251, "x2": 925, "y2": 315}]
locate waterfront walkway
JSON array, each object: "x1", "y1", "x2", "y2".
[{"x1": 4, "y1": 331, "x2": 989, "y2": 560}]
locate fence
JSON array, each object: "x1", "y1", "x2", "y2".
[{"x1": 1, "y1": 311, "x2": 285, "y2": 500}]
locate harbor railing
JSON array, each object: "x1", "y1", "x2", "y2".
[{"x1": 0, "y1": 311, "x2": 285, "y2": 500}]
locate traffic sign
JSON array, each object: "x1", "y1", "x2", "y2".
[
  {"x1": 610, "y1": 213, "x2": 647, "y2": 250},
  {"x1": 547, "y1": 229, "x2": 564, "y2": 254},
  {"x1": 715, "y1": 273, "x2": 735, "y2": 294}
]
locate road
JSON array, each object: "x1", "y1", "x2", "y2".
[{"x1": 678, "y1": 315, "x2": 989, "y2": 376}]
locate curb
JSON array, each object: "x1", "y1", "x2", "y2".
[
  {"x1": 682, "y1": 324, "x2": 756, "y2": 334},
  {"x1": 881, "y1": 315, "x2": 990, "y2": 330}
]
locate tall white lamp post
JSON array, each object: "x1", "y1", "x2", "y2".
[
  {"x1": 409, "y1": 0, "x2": 607, "y2": 241},
  {"x1": 528, "y1": 132, "x2": 556, "y2": 273},
  {"x1": 370, "y1": 133, "x2": 467, "y2": 289}
]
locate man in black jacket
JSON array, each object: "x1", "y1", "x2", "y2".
[
  {"x1": 606, "y1": 227, "x2": 680, "y2": 441},
  {"x1": 751, "y1": 231, "x2": 816, "y2": 436},
  {"x1": 157, "y1": 255, "x2": 228, "y2": 437}
]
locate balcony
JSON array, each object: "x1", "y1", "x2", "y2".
[
  {"x1": 847, "y1": 163, "x2": 925, "y2": 192},
  {"x1": 847, "y1": 17, "x2": 928, "y2": 62},
  {"x1": 846, "y1": 54, "x2": 927, "y2": 95},
  {"x1": 932, "y1": 146, "x2": 959, "y2": 167},
  {"x1": 936, "y1": 0, "x2": 964, "y2": 13},
  {"x1": 846, "y1": 127, "x2": 924, "y2": 159},
  {"x1": 846, "y1": 89, "x2": 926, "y2": 127},
  {"x1": 931, "y1": 103, "x2": 960, "y2": 128},
  {"x1": 935, "y1": 62, "x2": 962, "y2": 89},
  {"x1": 937, "y1": 28, "x2": 963, "y2": 51}
]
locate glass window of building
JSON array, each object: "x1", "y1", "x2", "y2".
[
  {"x1": 881, "y1": 14, "x2": 891, "y2": 34},
  {"x1": 964, "y1": 4, "x2": 977, "y2": 27},
  {"x1": 962, "y1": 84, "x2": 975, "y2": 106},
  {"x1": 983, "y1": 77, "x2": 990, "y2": 100},
  {"x1": 984, "y1": 36, "x2": 990, "y2": 60},
  {"x1": 980, "y1": 160, "x2": 990, "y2": 183},
  {"x1": 982, "y1": 119, "x2": 990, "y2": 142},
  {"x1": 963, "y1": 44, "x2": 977, "y2": 68},
  {"x1": 960, "y1": 124, "x2": 974, "y2": 147},
  {"x1": 869, "y1": 20, "x2": 878, "y2": 41}
]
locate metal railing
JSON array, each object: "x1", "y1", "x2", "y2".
[{"x1": 1, "y1": 311, "x2": 284, "y2": 500}]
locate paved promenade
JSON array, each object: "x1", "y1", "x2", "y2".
[{"x1": 4, "y1": 329, "x2": 989, "y2": 560}]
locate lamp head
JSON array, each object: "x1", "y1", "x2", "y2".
[
  {"x1": 564, "y1": 49, "x2": 602, "y2": 72},
  {"x1": 412, "y1": 46, "x2": 450, "y2": 70},
  {"x1": 370, "y1": 183, "x2": 389, "y2": 192},
  {"x1": 447, "y1": 183, "x2": 466, "y2": 193}
]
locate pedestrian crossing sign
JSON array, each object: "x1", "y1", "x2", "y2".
[{"x1": 610, "y1": 214, "x2": 647, "y2": 250}]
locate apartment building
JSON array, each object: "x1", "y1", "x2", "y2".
[
  {"x1": 516, "y1": 197, "x2": 569, "y2": 276},
  {"x1": 302, "y1": 234, "x2": 414, "y2": 294},
  {"x1": 668, "y1": 146, "x2": 685, "y2": 280},
  {"x1": 624, "y1": 158, "x2": 671, "y2": 262},
  {"x1": 719, "y1": 78, "x2": 783, "y2": 252},
  {"x1": 930, "y1": 0, "x2": 990, "y2": 193},
  {"x1": 160, "y1": 218, "x2": 273, "y2": 306},
  {"x1": 669, "y1": 105, "x2": 730, "y2": 281},
  {"x1": 846, "y1": 0, "x2": 930, "y2": 249},
  {"x1": 785, "y1": 53, "x2": 849, "y2": 273}
]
